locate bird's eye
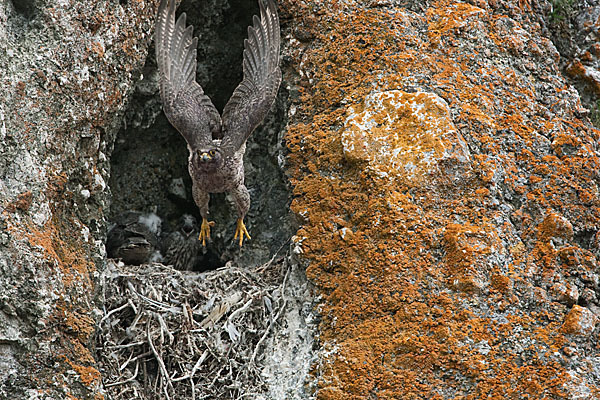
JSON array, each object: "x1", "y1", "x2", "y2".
[{"x1": 209, "y1": 150, "x2": 216, "y2": 156}]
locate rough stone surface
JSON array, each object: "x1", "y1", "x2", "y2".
[
  {"x1": 548, "y1": 0, "x2": 600, "y2": 123},
  {"x1": 282, "y1": 0, "x2": 600, "y2": 398},
  {"x1": 341, "y1": 90, "x2": 470, "y2": 182},
  {"x1": 4, "y1": 0, "x2": 600, "y2": 398},
  {"x1": 258, "y1": 255, "x2": 318, "y2": 400},
  {"x1": 0, "y1": 0, "x2": 157, "y2": 398}
]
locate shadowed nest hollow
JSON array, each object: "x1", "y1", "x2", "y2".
[{"x1": 96, "y1": 253, "x2": 291, "y2": 400}]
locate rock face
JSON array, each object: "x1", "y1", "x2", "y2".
[
  {"x1": 549, "y1": 0, "x2": 600, "y2": 123},
  {"x1": 282, "y1": 0, "x2": 600, "y2": 397},
  {"x1": 2, "y1": 0, "x2": 600, "y2": 398},
  {"x1": 341, "y1": 90, "x2": 470, "y2": 182},
  {"x1": 0, "y1": 0, "x2": 156, "y2": 398},
  {"x1": 2, "y1": 0, "x2": 301, "y2": 398}
]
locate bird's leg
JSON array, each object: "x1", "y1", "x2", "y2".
[
  {"x1": 192, "y1": 183, "x2": 214, "y2": 246},
  {"x1": 231, "y1": 183, "x2": 251, "y2": 247},
  {"x1": 199, "y1": 218, "x2": 215, "y2": 247},
  {"x1": 234, "y1": 218, "x2": 251, "y2": 247}
]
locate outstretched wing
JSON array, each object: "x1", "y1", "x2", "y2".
[
  {"x1": 156, "y1": 0, "x2": 221, "y2": 149},
  {"x1": 220, "y1": 0, "x2": 281, "y2": 155}
]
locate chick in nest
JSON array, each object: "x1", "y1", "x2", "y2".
[
  {"x1": 162, "y1": 214, "x2": 203, "y2": 270},
  {"x1": 106, "y1": 211, "x2": 163, "y2": 265}
]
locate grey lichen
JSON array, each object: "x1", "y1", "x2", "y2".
[{"x1": 0, "y1": 0, "x2": 156, "y2": 397}]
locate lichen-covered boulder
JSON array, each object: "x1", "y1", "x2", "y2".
[
  {"x1": 283, "y1": 0, "x2": 600, "y2": 397},
  {"x1": 342, "y1": 90, "x2": 470, "y2": 182}
]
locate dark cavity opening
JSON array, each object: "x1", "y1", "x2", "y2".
[
  {"x1": 11, "y1": 0, "x2": 36, "y2": 19},
  {"x1": 573, "y1": 229, "x2": 596, "y2": 250},
  {"x1": 108, "y1": 0, "x2": 293, "y2": 270}
]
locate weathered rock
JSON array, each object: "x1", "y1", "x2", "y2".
[
  {"x1": 283, "y1": 0, "x2": 600, "y2": 397},
  {"x1": 3, "y1": 0, "x2": 600, "y2": 398},
  {"x1": 0, "y1": 0, "x2": 304, "y2": 398},
  {"x1": 342, "y1": 90, "x2": 471, "y2": 183},
  {"x1": 0, "y1": 0, "x2": 156, "y2": 398},
  {"x1": 561, "y1": 305, "x2": 597, "y2": 336},
  {"x1": 548, "y1": 0, "x2": 600, "y2": 123}
]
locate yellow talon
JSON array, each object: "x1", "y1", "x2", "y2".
[
  {"x1": 233, "y1": 218, "x2": 251, "y2": 247},
  {"x1": 198, "y1": 218, "x2": 215, "y2": 246}
]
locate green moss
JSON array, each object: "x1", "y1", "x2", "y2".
[
  {"x1": 549, "y1": 0, "x2": 575, "y2": 22},
  {"x1": 591, "y1": 100, "x2": 600, "y2": 128}
]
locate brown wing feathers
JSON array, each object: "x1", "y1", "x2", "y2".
[
  {"x1": 156, "y1": 0, "x2": 221, "y2": 149},
  {"x1": 155, "y1": 0, "x2": 172, "y2": 104},
  {"x1": 156, "y1": 0, "x2": 280, "y2": 152},
  {"x1": 221, "y1": 0, "x2": 281, "y2": 154},
  {"x1": 157, "y1": 1, "x2": 193, "y2": 104}
]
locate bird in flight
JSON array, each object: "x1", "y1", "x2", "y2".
[{"x1": 155, "y1": 0, "x2": 281, "y2": 247}]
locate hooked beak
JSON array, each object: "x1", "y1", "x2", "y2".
[{"x1": 200, "y1": 152, "x2": 212, "y2": 162}]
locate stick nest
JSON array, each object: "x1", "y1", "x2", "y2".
[{"x1": 96, "y1": 255, "x2": 289, "y2": 400}]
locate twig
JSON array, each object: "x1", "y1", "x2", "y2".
[
  {"x1": 119, "y1": 350, "x2": 135, "y2": 371},
  {"x1": 227, "y1": 298, "x2": 253, "y2": 322},
  {"x1": 129, "y1": 281, "x2": 181, "y2": 314},
  {"x1": 100, "y1": 301, "x2": 130, "y2": 326},
  {"x1": 157, "y1": 313, "x2": 174, "y2": 344},
  {"x1": 128, "y1": 298, "x2": 138, "y2": 314},
  {"x1": 171, "y1": 350, "x2": 208, "y2": 382},
  {"x1": 147, "y1": 321, "x2": 173, "y2": 400},
  {"x1": 255, "y1": 238, "x2": 291, "y2": 274},
  {"x1": 105, "y1": 361, "x2": 140, "y2": 388},
  {"x1": 107, "y1": 341, "x2": 145, "y2": 350},
  {"x1": 100, "y1": 250, "x2": 292, "y2": 399},
  {"x1": 251, "y1": 298, "x2": 287, "y2": 364}
]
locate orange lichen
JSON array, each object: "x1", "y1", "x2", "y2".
[
  {"x1": 342, "y1": 90, "x2": 469, "y2": 183},
  {"x1": 490, "y1": 273, "x2": 512, "y2": 294},
  {"x1": 537, "y1": 211, "x2": 574, "y2": 242},
  {"x1": 427, "y1": 2, "x2": 485, "y2": 35},
  {"x1": 560, "y1": 305, "x2": 597, "y2": 336},
  {"x1": 4, "y1": 177, "x2": 99, "y2": 395},
  {"x1": 88, "y1": 40, "x2": 105, "y2": 59},
  {"x1": 23, "y1": 216, "x2": 94, "y2": 288},
  {"x1": 65, "y1": 357, "x2": 102, "y2": 387},
  {"x1": 566, "y1": 60, "x2": 600, "y2": 95},
  {"x1": 1, "y1": 0, "x2": 159, "y2": 397},
  {"x1": 8, "y1": 203, "x2": 100, "y2": 393},
  {"x1": 64, "y1": 310, "x2": 96, "y2": 339},
  {"x1": 283, "y1": 0, "x2": 599, "y2": 397}
]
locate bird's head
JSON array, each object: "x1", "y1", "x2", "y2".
[
  {"x1": 178, "y1": 214, "x2": 199, "y2": 238},
  {"x1": 193, "y1": 148, "x2": 223, "y2": 172}
]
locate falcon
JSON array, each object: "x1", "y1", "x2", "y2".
[
  {"x1": 155, "y1": 0, "x2": 281, "y2": 246},
  {"x1": 162, "y1": 214, "x2": 202, "y2": 270},
  {"x1": 106, "y1": 211, "x2": 162, "y2": 265}
]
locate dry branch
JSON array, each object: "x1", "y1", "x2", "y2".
[{"x1": 97, "y1": 256, "x2": 288, "y2": 400}]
